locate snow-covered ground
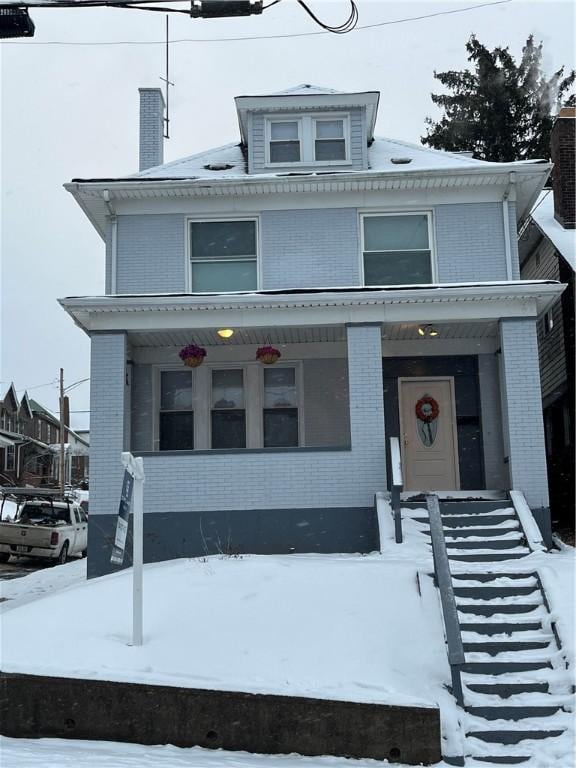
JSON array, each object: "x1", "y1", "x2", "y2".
[{"x1": 0, "y1": 736, "x2": 462, "y2": 768}]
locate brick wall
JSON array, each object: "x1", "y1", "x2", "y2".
[
  {"x1": 551, "y1": 108, "x2": 575, "y2": 229},
  {"x1": 139, "y1": 88, "x2": 164, "y2": 172},
  {"x1": 499, "y1": 318, "x2": 549, "y2": 509},
  {"x1": 89, "y1": 333, "x2": 128, "y2": 517}
]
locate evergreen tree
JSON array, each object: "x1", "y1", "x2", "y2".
[{"x1": 422, "y1": 35, "x2": 575, "y2": 161}]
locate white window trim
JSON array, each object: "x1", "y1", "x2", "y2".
[
  {"x1": 186, "y1": 216, "x2": 261, "y2": 294},
  {"x1": 264, "y1": 113, "x2": 352, "y2": 168},
  {"x1": 359, "y1": 210, "x2": 437, "y2": 286},
  {"x1": 153, "y1": 361, "x2": 304, "y2": 451},
  {"x1": 4, "y1": 444, "x2": 15, "y2": 472}
]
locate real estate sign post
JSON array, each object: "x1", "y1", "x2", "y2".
[{"x1": 116, "y1": 452, "x2": 146, "y2": 647}]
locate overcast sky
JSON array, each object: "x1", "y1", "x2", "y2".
[{"x1": 1, "y1": 0, "x2": 574, "y2": 429}]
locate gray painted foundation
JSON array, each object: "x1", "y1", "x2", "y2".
[
  {"x1": 0, "y1": 672, "x2": 441, "y2": 765},
  {"x1": 88, "y1": 506, "x2": 379, "y2": 578}
]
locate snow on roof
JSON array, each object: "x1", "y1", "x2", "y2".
[
  {"x1": 531, "y1": 190, "x2": 576, "y2": 272},
  {"x1": 133, "y1": 135, "x2": 490, "y2": 181}
]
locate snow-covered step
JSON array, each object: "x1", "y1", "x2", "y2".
[
  {"x1": 465, "y1": 704, "x2": 564, "y2": 720},
  {"x1": 439, "y1": 528, "x2": 522, "y2": 540},
  {"x1": 466, "y1": 728, "x2": 565, "y2": 745},
  {"x1": 446, "y1": 537, "x2": 525, "y2": 550},
  {"x1": 441, "y1": 513, "x2": 519, "y2": 528},
  {"x1": 454, "y1": 586, "x2": 539, "y2": 599},
  {"x1": 452, "y1": 573, "x2": 538, "y2": 587},
  {"x1": 449, "y1": 549, "x2": 530, "y2": 563},
  {"x1": 461, "y1": 630, "x2": 551, "y2": 643},
  {"x1": 465, "y1": 648, "x2": 555, "y2": 663},
  {"x1": 463, "y1": 689, "x2": 573, "y2": 707},
  {"x1": 461, "y1": 661, "x2": 553, "y2": 675},
  {"x1": 462, "y1": 640, "x2": 553, "y2": 656},
  {"x1": 457, "y1": 602, "x2": 542, "y2": 617},
  {"x1": 466, "y1": 756, "x2": 531, "y2": 765},
  {"x1": 459, "y1": 621, "x2": 543, "y2": 636},
  {"x1": 440, "y1": 502, "x2": 514, "y2": 515}
]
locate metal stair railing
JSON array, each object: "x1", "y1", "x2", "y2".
[
  {"x1": 389, "y1": 437, "x2": 403, "y2": 543},
  {"x1": 426, "y1": 493, "x2": 465, "y2": 708}
]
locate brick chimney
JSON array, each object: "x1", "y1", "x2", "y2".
[
  {"x1": 551, "y1": 106, "x2": 576, "y2": 229},
  {"x1": 139, "y1": 88, "x2": 165, "y2": 171}
]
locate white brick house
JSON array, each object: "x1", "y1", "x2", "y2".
[{"x1": 60, "y1": 85, "x2": 563, "y2": 577}]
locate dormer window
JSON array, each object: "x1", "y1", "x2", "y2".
[
  {"x1": 265, "y1": 114, "x2": 350, "y2": 166},
  {"x1": 269, "y1": 121, "x2": 301, "y2": 163}
]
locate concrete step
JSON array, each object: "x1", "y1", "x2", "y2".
[
  {"x1": 457, "y1": 604, "x2": 542, "y2": 617},
  {"x1": 465, "y1": 705, "x2": 563, "y2": 720},
  {"x1": 452, "y1": 573, "x2": 537, "y2": 583},
  {"x1": 413, "y1": 514, "x2": 517, "y2": 527},
  {"x1": 459, "y1": 622, "x2": 543, "y2": 635},
  {"x1": 467, "y1": 756, "x2": 530, "y2": 764},
  {"x1": 466, "y1": 728, "x2": 564, "y2": 744},
  {"x1": 465, "y1": 682, "x2": 549, "y2": 697},
  {"x1": 439, "y1": 501, "x2": 513, "y2": 514},
  {"x1": 449, "y1": 552, "x2": 529, "y2": 563},
  {"x1": 462, "y1": 641, "x2": 552, "y2": 656},
  {"x1": 446, "y1": 538, "x2": 524, "y2": 550},
  {"x1": 454, "y1": 586, "x2": 538, "y2": 599},
  {"x1": 440, "y1": 527, "x2": 520, "y2": 539},
  {"x1": 462, "y1": 661, "x2": 552, "y2": 675}
]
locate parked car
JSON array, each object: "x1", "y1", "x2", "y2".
[{"x1": 0, "y1": 496, "x2": 88, "y2": 564}]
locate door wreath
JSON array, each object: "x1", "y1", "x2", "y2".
[{"x1": 415, "y1": 395, "x2": 440, "y2": 423}]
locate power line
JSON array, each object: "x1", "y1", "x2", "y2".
[{"x1": 2, "y1": 0, "x2": 514, "y2": 46}]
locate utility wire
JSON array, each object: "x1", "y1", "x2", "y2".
[{"x1": 2, "y1": 0, "x2": 513, "y2": 45}]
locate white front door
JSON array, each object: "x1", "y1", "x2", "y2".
[{"x1": 399, "y1": 377, "x2": 460, "y2": 492}]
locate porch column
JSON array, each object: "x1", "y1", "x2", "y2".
[
  {"x1": 499, "y1": 318, "x2": 549, "y2": 510},
  {"x1": 89, "y1": 332, "x2": 129, "y2": 520},
  {"x1": 346, "y1": 323, "x2": 387, "y2": 487}
]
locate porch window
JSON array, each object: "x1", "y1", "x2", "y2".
[
  {"x1": 190, "y1": 220, "x2": 257, "y2": 293},
  {"x1": 211, "y1": 369, "x2": 246, "y2": 449},
  {"x1": 159, "y1": 370, "x2": 194, "y2": 451},
  {"x1": 362, "y1": 213, "x2": 433, "y2": 286},
  {"x1": 263, "y1": 367, "x2": 299, "y2": 448}
]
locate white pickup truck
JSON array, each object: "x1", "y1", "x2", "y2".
[{"x1": 0, "y1": 493, "x2": 88, "y2": 565}]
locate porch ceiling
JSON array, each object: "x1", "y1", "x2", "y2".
[{"x1": 128, "y1": 321, "x2": 498, "y2": 348}]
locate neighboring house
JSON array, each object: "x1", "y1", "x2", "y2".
[
  {"x1": 60, "y1": 85, "x2": 563, "y2": 577},
  {"x1": 0, "y1": 384, "x2": 90, "y2": 487},
  {"x1": 519, "y1": 107, "x2": 575, "y2": 529}
]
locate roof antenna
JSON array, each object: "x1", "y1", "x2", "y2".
[{"x1": 159, "y1": 14, "x2": 174, "y2": 140}]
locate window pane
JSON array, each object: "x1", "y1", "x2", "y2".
[
  {"x1": 364, "y1": 215, "x2": 429, "y2": 251},
  {"x1": 160, "y1": 412, "x2": 194, "y2": 451},
  {"x1": 264, "y1": 409, "x2": 299, "y2": 448},
  {"x1": 191, "y1": 221, "x2": 256, "y2": 260},
  {"x1": 270, "y1": 121, "x2": 299, "y2": 140},
  {"x1": 315, "y1": 120, "x2": 344, "y2": 139},
  {"x1": 211, "y1": 411, "x2": 246, "y2": 449},
  {"x1": 161, "y1": 370, "x2": 193, "y2": 411},
  {"x1": 192, "y1": 260, "x2": 257, "y2": 293},
  {"x1": 264, "y1": 368, "x2": 297, "y2": 408},
  {"x1": 213, "y1": 369, "x2": 244, "y2": 409},
  {"x1": 364, "y1": 251, "x2": 432, "y2": 286},
  {"x1": 270, "y1": 142, "x2": 300, "y2": 163},
  {"x1": 315, "y1": 140, "x2": 346, "y2": 161}
]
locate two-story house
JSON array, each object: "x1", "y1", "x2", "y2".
[
  {"x1": 61, "y1": 85, "x2": 563, "y2": 577},
  {"x1": 519, "y1": 107, "x2": 575, "y2": 532}
]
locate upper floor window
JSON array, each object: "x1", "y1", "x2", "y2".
[
  {"x1": 266, "y1": 114, "x2": 350, "y2": 166},
  {"x1": 4, "y1": 444, "x2": 15, "y2": 472},
  {"x1": 362, "y1": 213, "x2": 433, "y2": 286},
  {"x1": 189, "y1": 219, "x2": 258, "y2": 293}
]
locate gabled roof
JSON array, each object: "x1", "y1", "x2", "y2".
[
  {"x1": 18, "y1": 392, "x2": 33, "y2": 420},
  {"x1": 260, "y1": 84, "x2": 345, "y2": 97},
  {"x1": 30, "y1": 399, "x2": 60, "y2": 426},
  {"x1": 2, "y1": 383, "x2": 19, "y2": 413},
  {"x1": 529, "y1": 190, "x2": 576, "y2": 272}
]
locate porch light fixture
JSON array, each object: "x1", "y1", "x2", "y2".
[
  {"x1": 217, "y1": 329, "x2": 235, "y2": 339},
  {"x1": 418, "y1": 325, "x2": 439, "y2": 337}
]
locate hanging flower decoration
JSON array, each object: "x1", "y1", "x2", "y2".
[
  {"x1": 256, "y1": 345, "x2": 281, "y2": 365},
  {"x1": 178, "y1": 343, "x2": 207, "y2": 368},
  {"x1": 415, "y1": 395, "x2": 440, "y2": 423}
]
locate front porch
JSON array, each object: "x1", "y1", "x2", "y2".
[{"x1": 68, "y1": 283, "x2": 557, "y2": 575}]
